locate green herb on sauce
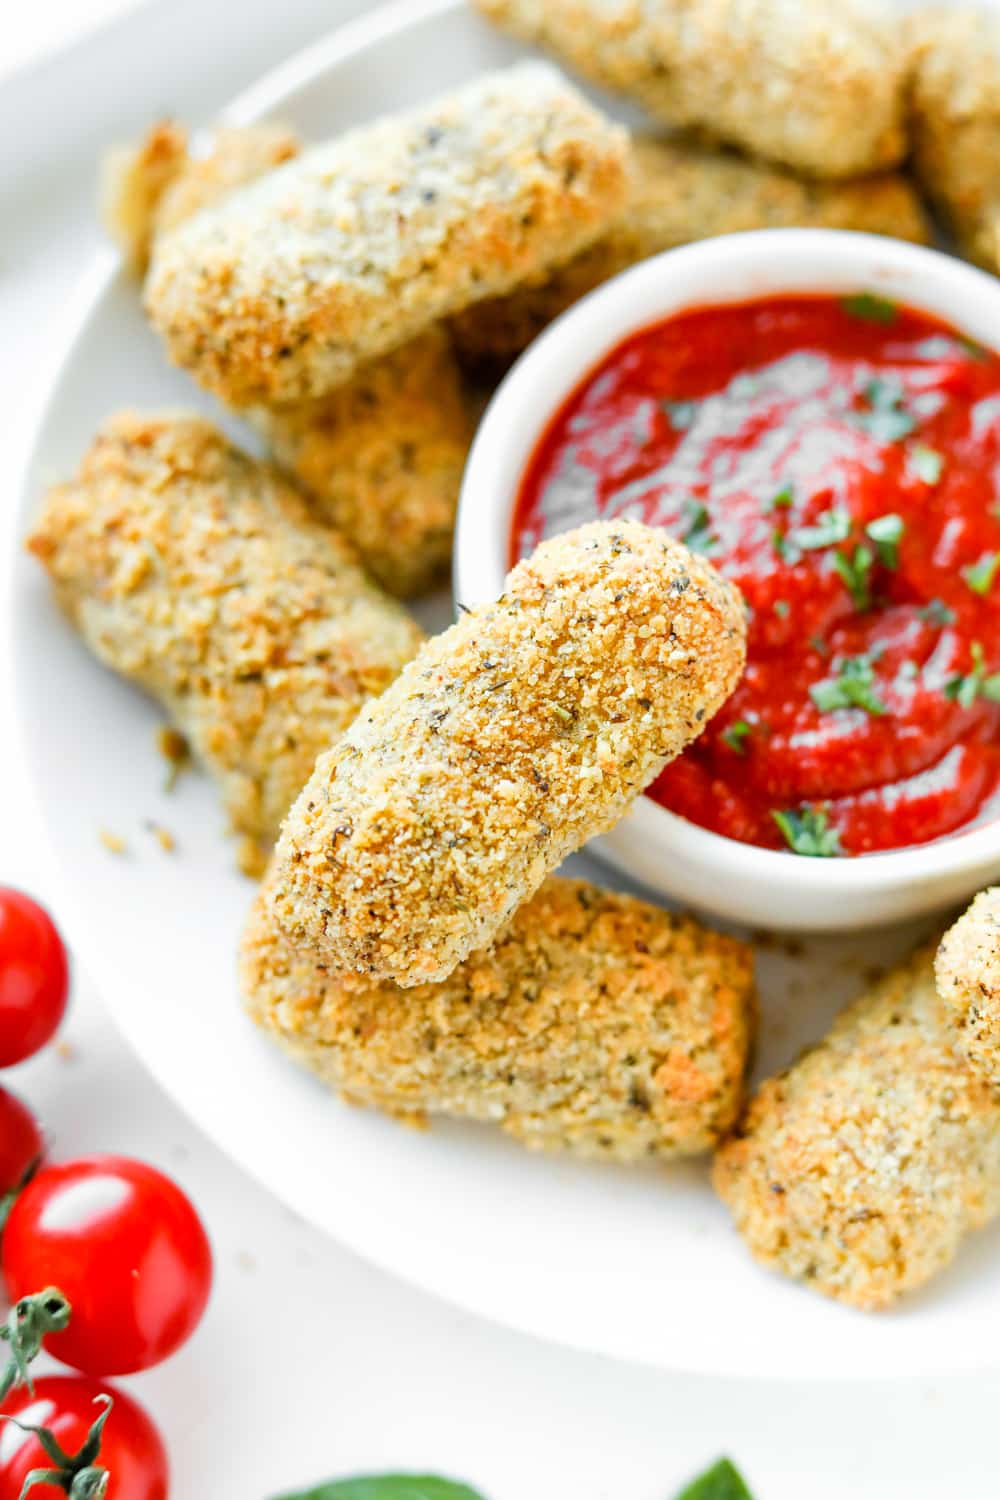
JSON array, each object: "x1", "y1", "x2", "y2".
[
  {"x1": 944, "y1": 641, "x2": 1000, "y2": 708},
  {"x1": 764, "y1": 486, "x2": 794, "y2": 512},
  {"x1": 791, "y1": 505, "x2": 851, "y2": 551},
  {"x1": 832, "y1": 544, "x2": 874, "y2": 610},
  {"x1": 674, "y1": 1459, "x2": 757, "y2": 1500},
  {"x1": 721, "y1": 720, "x2": 753, "y2": 754},
  {"x1": 773, "y1": 599, "x2": 790, "y2": 618},
  {"x1": 841, "y1": 292, "x2": 897, "y2": 324},
  {"x1": 663, "y1": 399, "x2": 698, "y2": 431},
  {"x1": 772, "y1": 805, "x2": 843, "y2": 857},
  {"x1": 919, "y1": 598, "x2": 956, "y2": 626},
  {"x1": 771, "y1": 528, "x2": 801, "y2": 565},
  {"x1": 962, "y1": 552, "x2": 1000, "y2": 596},
  {"x1": 810, "y1": 655, "x2": 888, "y2": 716},
  {"x1": 681, "y1": 500, "x2": 717, "y2": 554},
  {"x1": 908, "y1": 444, "x2": 944, "y2": 485},
  {"x1": 854, "y1": 376, "x2": 917, "y2": 443},
  {"x1": 865, "y1": 512, "x2": 905, "y2": 568}
]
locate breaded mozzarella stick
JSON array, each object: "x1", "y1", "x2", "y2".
[
  {"x1": 451, "y1": 136, "x2": 932, "y2": 368},
  {"x1": 713, "y1": 948, "x2": 1000, "y2": 1310},
  {"x1": 248, "y1": 329, "x2": 474, "y2": 598},
  {"x1": 267, "y1": 519, "x2": 746, "y2": 986},
  {"x1": 144, "y1": 63, "x2": 631, "y2": 406},
  {"x1": 27, "y1": 414, "x2": 423, "y2": 849},
  {"x1": 936, "y1": 888, "x2": 1000, "y2": 1089},
  {"x1": 243, "y1": 875, "x2": 757, "y2": 1161},
  {"x1": 908, "y1": 8, "x2": 1000, "y2": 271},
  {"x1": 473, "y1": 0, "x2": 907, "y2": 179},
  {"x1": 101, "y1": 120, "x2": 302, "y2": 274}
]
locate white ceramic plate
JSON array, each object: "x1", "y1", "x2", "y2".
[{"x1": 8, "y1": 0, "x2": 1000, "y2": 1379}]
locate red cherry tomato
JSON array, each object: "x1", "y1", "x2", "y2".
[
  {"x1": 0, "y1": 1088, "x2": 43, "y2": 1197},
  {"x1": 0, "y1": 1376, "x2": 167, "y2": 1500},
  {"x1": 0, "y1": 889, "x2": 68, "y2": 1066},
  {"x1": 3, "y1": 1157, "x2": 212, "y2": 1376}
]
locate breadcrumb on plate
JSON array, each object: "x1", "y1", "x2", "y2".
[
  {"x1": 267, "y1": 518, "x2": 746, "y2": 986},
  {"x1": 713, "y1": 946, "x2": 1000, "y2": 1310},
  {"x1": 243, "y1": 873, "x2": 756, "y2": 1161},
  {"x1": 936, "y1": 888, "x2": 1000, "y2": 1089},
  {"x1": 907, "y1": 7, "x2": 1000, "y2": 271},
  {"x1": 27, "y1": 413, "x2": 423, "y2": 847},
  {"x1": 451, "y1": 135, "x2": 932, "y2": 369},
  {"x1": 144, "y1": 63, "x2": 631, "y2": 406},
  {"x1": 473, "y1": 0, "x2": 907, "y2": 179},
  {"x1": 249, "y1": 328, "x2": 474, "y2": 598}
]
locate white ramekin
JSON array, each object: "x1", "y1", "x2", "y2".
[{"x1": 455, "y1": 229, "x2": 1000, "y2": 930}]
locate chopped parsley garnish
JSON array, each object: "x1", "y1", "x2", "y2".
[
  {"x1": 832, "y1": 544, "x2": 874, "y2": 610},
  {"x1": 865, "y1": 512, "x2": 905, "y2": 568},
  {"x1": 680, "y1": 499, "x2": 716, "y2": 554},
  {"x1": 764, "y1": 485, "x2": 794, "y2": 512},
  {"x1": 944, "y1": 641, "x2": 1000, "y2": 708},
  {"x1": 841, "y1": 292, "x2": 897, "y2": 324},
  {"x1": 810, "y1": 654, "x2": 888, "y2": 716},
  {"x1": 791, "y1": 505, "x2": 851, "y2": 551},
  {"x1": 919, "y1": 598, "x2": 956, "y2": 626},
  {"x1": 854, "y1": 376, "x2": 917, "y2": 443},
  {"x1": 772, "y1": 805, "x2": 843, "y2": 857},
  {"x1": 721, "y1": 720, "x2": 753, "y2": 753},
  {"x1": 674, "y1": 1458, "x2": 756, "y2": 1500},
  {"x1": 908, "y1": 444, "x2": 944, "y2": 485},
  {"x1": 962, "y1": 552, "x2": 1000, "y2": 595},
  {"x1": 771, "y1": 528, "x2": 801, "y2": 565},
  {"x1": 664, "y1": 399, "x2": 697, "y2": 431}
]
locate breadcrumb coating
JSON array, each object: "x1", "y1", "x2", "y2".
[
  {"x1": 267, "y1": 518, "x2": 746, "y2": 986},
  {"x1": 100, "y1": 120, "x2": 301, "y2": 275},
  {"x1": 713, "y1": 947, "x2": 1000, "y2": 1310},
  {"x1": 907, "y1": 7, "x2": 1000, "y2": 271},
  {"x1": 144, "y1": 63, "x2": 631, "y2": 406},
  {"x1": 27, "y1": 413, "x2": 423, "y2": 847},
  {"x1": 451, "y1": 135, "x2": 931, "y2": 368},
  {"x1": 243, "y1": 873, "x2": 756, "y2": 1160},
  {"x1": 473, "y1": 0, "x2": 907, "y2": 179},
  {"x1": 936, "y1": 888, "x2": 1000, "y2": 1089},
  {"x1": 249, "y1": 329, "x2": 474, "y2": 598}
]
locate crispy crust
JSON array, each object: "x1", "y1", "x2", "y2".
[
  {"x1": 144, "y1": 63, "x2": 631, "y2": 406},
  {"x1": 936, "y1": 888, "x2": 1000, "y2": 1089},
  {"x1": 713, "y1": 947, "x2": 1000, "y2": 1310},
  {"x1": 267, "y1": 518, "x2": 746, "y2": 986},
  {"x1": 249, "y1": 328, "x2": 474, "y2": 598},
  {"x1": 907, "y1": 7, "x2": 1000, "y2": 270},
  {"x1": 451, "y1": 135, "x2": 932, "y2": 368},
  {"x1": 153, "y1": 123, "x2": 302, "y2": 241},
  {"x1": 473, "y1": 0, "x2": 907, "y2": 178},
  {"x1": 243, "y1": 873, "x2": 756, "y2": 1160},
  {"x1": 26, "y1": 413, "x2": 423, "y2": 847}
]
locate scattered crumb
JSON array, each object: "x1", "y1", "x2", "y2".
[
  {"x1": 236, "y1": 836, "x2": 268, "y2": 880},
  {"x1": 54, "y1": 1039, "x2": 77, "y2": 1063},
  {"x1": 144, "y1": 819, "x2": 176, "y2": 853},
  {"x1": 99, "y1": 828, "x2": 127, "y2": 855},
  {"x1": 157, "y1": 725, "x2": 190, "y2": 792}
]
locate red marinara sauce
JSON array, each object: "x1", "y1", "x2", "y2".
[{"x1": 513, "y1": 293, "x2": 1000, "y2": 856}]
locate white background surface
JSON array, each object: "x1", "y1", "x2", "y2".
[{"x1": 3, "y1": 2, "x2": 1000, "y2": 1496}]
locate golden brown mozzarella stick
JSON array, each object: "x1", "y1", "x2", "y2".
[
  {"x1": 267, "y1": 518, "x2": 746, "y2": 986},
  {"x1": 27, "y1": 413, "x2": 423, "y2": 850},
  {"x1": 908, "y1": 8, "x2": 1000, "y2": 271},
  {"x1": 101, "y1": 120, "x2": 302, "y2": 274},
  {"x1": 713, "y1": 947, "x2": 1000, "y2": 1311},
  {"x1": 451, "y1": 136, "x2": 932, "y2": 369},
  {"x1": 936, "y1": 888, "x2": 1000, "y2": 1089},
  {"x1": 243, "y1": 874, "x2": 756, "y2": 1161},
  {"x1": 144, "y1": 63, "x2": 631, "y2": 407},
  {"x1": 248, "y1": 329, "x2": 474, "y2": 599},
  {"x1": 473, "y1": 0, "x2": 907, "y2": 179}
]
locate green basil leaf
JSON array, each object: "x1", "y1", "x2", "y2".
[
  {"x1": 907, "y1": 444, "x2": 944, "y2": 485},
  {"x1": 791, "y1": 505, "x2": 851, "y2": 550},
  {"x1": 763, "y1": 486, "x2": 793, "y2": 512},
  {"x1": 681, "y1": 500, "x2": 717, "y2": 555},
  {"x1": 841, "y1": 292, "x2": 897, "y2": 324},
  {"x1": 918, "y1": 598, "x2": 956, "y2": 626},
  {"x1": 271, "y1": 1477, "x2": 488, "y2": 1500},
  {"x1": 832, "y1": 544, "x2": 874, "y2": 611},
  {"x1": 674, "y1": 1457, "x2": 757, "y2": 1500},
  {"x1": 809, "y1": 654, "x2": 887, "y2": 716},
  {"x1": 962, "y1": 552, "x2": 1000, "y2": 596},
  {"x1": 721, "y1": 720, "x2": 753, "y2": 753},
  {"x1": 854, "y1": 377, "x2": 917, "y2": 442},
  {"x1": 865, "y1": 512, "x2": 905, "y2": 569},
  {"x1": 772, "y1": 805, "x2": 843, "y2": 857}
]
